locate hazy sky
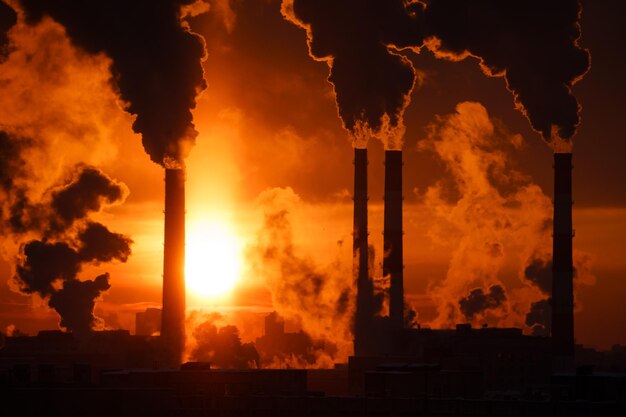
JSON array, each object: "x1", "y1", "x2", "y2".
[{"x1": 1, "y1": 0, "x2": 624, "y2": 351}]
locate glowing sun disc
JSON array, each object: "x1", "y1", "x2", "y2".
[{"x1": 185, "y1": 220, "x2": 242, "y2": 297}]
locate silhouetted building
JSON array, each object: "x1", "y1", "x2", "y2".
[
  {"x1": 161, "y1": 168, "x2": 186, "y2": 367},
  {"x1": 255, "y1": 312, "x2": 326, "y2": 366},
  {"x1": 135, "y1": 307, "x2": 161, "y2": 336}
]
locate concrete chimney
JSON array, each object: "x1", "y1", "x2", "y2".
[
  {"x1": 353, "y1": 148, "x2": 374, "y2": 356},
  {"x1": 384, "y1": 150, "x2": 404, "y2": 328},
  {"x1": 551, "y1": 152, "x2": 574, "y2": 371},
  {"x1": 161, "y1": 168, "x2": 186, "y2": 367}
]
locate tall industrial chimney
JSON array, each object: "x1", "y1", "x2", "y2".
[
  {"x1": 551, "y1": 152, "x2": 574, "y2": 371},
  {"x1": 353, "y1": 148, "x2": 374, "y2": 356},
  {"x1": 384, "y1": 150, "x2": 404, "y2": 328},
  {"x1": 161, "y1": 168, "x2": 186, "y2": 367}
]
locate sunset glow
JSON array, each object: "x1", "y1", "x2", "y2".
[{"x1": 185, "y1": 220, "x2": 243, "y2": 298}]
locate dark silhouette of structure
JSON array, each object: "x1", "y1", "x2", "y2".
[
  {"x1": 353, "y1": 148, "x2": 375, "y2": 356},
  {"x1": 255, "y1": 312, "x2": 327, "y2": 366},
  {"x1": 384, "y1": 150, "x2": 404, "y2": 328},
  {"x1": 552, "y1": 152, "x2": 575, "y2": 371},
  {"x1": 161, "y1": 168, "x2": 186, "y2": 367},
  {"x1": 135, "y1": 308, "x2": 162, "y2": 336}
]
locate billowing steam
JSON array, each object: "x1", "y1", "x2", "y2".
[
  {"x1": 422, "y1": 102, "x2": 596, "y2": 331},
  {"x1": 188, "y1": 312, "x2": 259, "y2": 369},
  {"x1": 459, "y1": 284, "x2": 507, "y2": 320},
  {"x1": 421, "y1": 0, "x2": 590, "y2": 147},
  {"x1": 248, "y1": 187, "x2": 353, "y2": 362},
  {"x1": 284, "y1": 1, "x2": 589, "y2": 150},
  {"x1": 421, "y1": 102, "x2": 552, "y2": 328},
  {"x1": 282, "y1": 0, "x2": 421, "y2": 149},
  {"x1": 18, "y1": 0, "x2": 208, "y2": 165}
]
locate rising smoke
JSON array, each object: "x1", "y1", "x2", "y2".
[
  {"x1": 284, "y1": 0, "x2": 589, "y2": 149},
  {"x1": 248, "y1": 187, "x2": 353, "y2": 363},
  {"x1": 188, "y1": 312, "x2": 259, "y2": 369},
  {"x1": 421, "y1": 0, "x2": 590, "y2": 146},
  {"x1": 282, "y1": 0, "x2": 422, "y2": 149},
  {"x1": 18, "y1": 0, "x2": 208, "y2": 165},
  {"x1": 422, "y1": 102, "x2": 595, "y2": 331},
  {"x1": 459, "y1": 284, "x2": 507, "y2": 320},
  {"x1": 6, "y1": 164, "x2": 132, "y2": 334},
  {"x1": 421, "y1": 102, "x2": 552, "y2": 328}
]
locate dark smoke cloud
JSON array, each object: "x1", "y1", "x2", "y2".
[
  {"x1": 282, "y1": 0, "x2": 422, "y2": 148},
  {"x1": 190, "y1": 318, "x2": 259, "y2": 368},
  {"x1": 0, "y1": 144, "x2": 132, "y2": 332},
  {"x1": 525, "y1": 298, "x2": 551, "y2": 336},
  {"x1": 14, "y1": 219, "x2": 131, "y2": 332},
  {"x1": 49, "y1": 273, "x2": 111, "y2": 334},
  {"x1": 0, "y1": 0, "x2": 16, "y2": 58},
  {"x1": 524, "y1": 256, "x2": 552, "y2": 294},
  {"x1": 16, "y1": 240, "x2": 80, "y2": 296},
  {"x1": 50, "y1": 167, "x2": 127, "y2": 231},
  {"x1": 459, "y1": 284, "x2": 507, "y2": 319},
  {"x1": 421, "y1": 0, "x2": 590, "y2": 143},
  {"x1": 77, "y1": 222, "x2": 132, "y2": 264},
  {"x1": 18, "y1": 0, "x2": 207, "y2": 165}
]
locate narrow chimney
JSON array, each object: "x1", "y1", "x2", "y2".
[
  {"x1": 384, "y1": 150, "x2": 404, "y2": 328},
  {"x1": 353, "y1": 148, "x2": 373, "y2": 356},
  {"x1": 551, "y1": 152, "x2": 574, "y2": 370},
  {"x1": 161, "y1": 168, "x2": 186, "y2": 367}
]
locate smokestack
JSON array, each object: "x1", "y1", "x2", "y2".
[
  {"x1": 161, "y1": 168, "x2": 186, "y2": 367},
  {"x1": 551, "y1": 152, "x2": 574, "y2": 370},
  {"x1": 353, "y1": 148, "x2": 373, "y2": 356},
  {"x1": 384, "y1": 150, "x2": 404, "y2": 328}
]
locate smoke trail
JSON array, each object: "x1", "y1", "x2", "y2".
[
  {"x1": 247, "y1": 187, "x2": 353, "y2": 362},
  {"x1": 422, "y1": 102, "x2": 597, "y2": 330},
  {"x1": 4, "y1": 163, "x2": 132, "y2": 333},
  {"x1": 18, "y1": 0, "x2": 208, "y2": 165},
  {"x1": 282, "y1": 0, "x2": 422, "y2": 149},
  {"x1": 421, "y1": 102, "x2": 553, "y2": 328},
  {"x1": 421, "y1": 0, "x2": 590, "y2": 148},
  {"x1": 459, "y1": 284, "x2": 507, "y2": 320}
]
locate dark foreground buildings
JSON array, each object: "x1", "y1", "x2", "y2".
[{"x1": 1, "y1": 324, "x2": 625, "y2": 416}]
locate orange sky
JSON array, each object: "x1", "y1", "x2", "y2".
[{"x1": 1, "y1": 0, "x2": 625, "y2": 351}]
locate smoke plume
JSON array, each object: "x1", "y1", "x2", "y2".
[
  {"x1": 526, "y1": 299, "x2": 551, "y2": 336},
  {"x1": 3, "y1": 161, "x2": 132, "y2": 333},
  {"x1": 248, "y1": 187, "x2": 353, "y2": 362},
  {"x1": 422, "y1": 102, "x2": 596, "y2": 331},
  {"x1": 421, "y1": 0, "x2": 590, "y2": 147},
  {"x1": 524, "y1": 256, "x2": 553, "y2": 295},
  {"x1": 459, "y1": 284, "x2": 507, "y2": 320},
  {"x1": 421, "y1": 102, "x2": 553, "y2": 328},
  {"x1": 282, "y1": 0, "x2": 421, "y2": 149},
  {"x1": 18, "y1": 0, "x2": 208, "y2": 165},
  {"x1": 187, "y1": 312, "x2": 259, "y2": 368}
]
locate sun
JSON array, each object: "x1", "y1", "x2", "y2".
[{"x1": 185, "y1": 220, "x2": 243, "y2": 298}]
